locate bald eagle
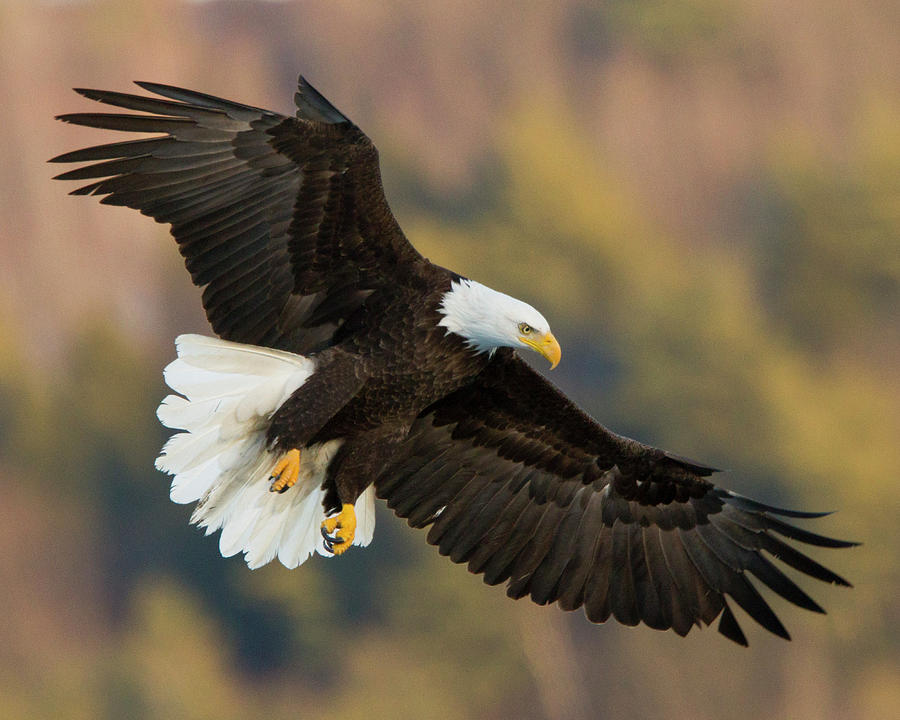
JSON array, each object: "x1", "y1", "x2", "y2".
[{"x1": 53, "y1": 76, "x2": 854, "y2": 646}]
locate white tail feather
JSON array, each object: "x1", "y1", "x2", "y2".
[{"x1": 155, "y1": 334, "x2": 376, "y2": 569}]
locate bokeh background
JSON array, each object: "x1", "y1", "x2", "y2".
[{"x1": 2, "y1": 1, "x2": 898, "y2": 718}]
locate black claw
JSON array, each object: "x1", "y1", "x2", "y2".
[
  {"x1": 320, "y1": 524, "x2": 346, "y2": 550},
  {"x1": 277, "y1": 485, "x2": 289, "y2": 495}
]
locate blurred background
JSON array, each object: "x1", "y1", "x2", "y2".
[{"x1": 1, "y1": 0, "x2": 898, "y2": 718}]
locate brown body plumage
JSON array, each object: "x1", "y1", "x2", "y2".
[{"x1": 268, "y1": 267, "x2": 491, "y2": 511}]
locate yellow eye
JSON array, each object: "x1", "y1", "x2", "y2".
[{"x1": 518, "y1": 323, "x2": 533, "y2": 335}]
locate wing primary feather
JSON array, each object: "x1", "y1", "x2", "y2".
[
  {"x1": 72, "y1": 88, "x2": 234, "y2": 123},
  {"x1": 761, "y1": 534, "x2": 854, "y2": 587},
  {"x1": 133, "y1": 81, "x2": 272, "y2": 118},
  {"x1": 720, "y1": 490, "x2": 834, "y2": 519},
  {"x1": 53, "y1": 156, "x2": 147, "y2": 181},
  {"x1": 695, "y1": 521, "x2": 824, "y2": 612},
  {"x1": 56, "y1": 112, "x2": 201, "y2": 135},
  {"x1": 87, "y1": 156, "x2": 248, "y2": 194},
  {"x1": 717, "y1": 601, "x2": 749, "y2": 646},
  {"x1": 679, "y1": 528, "x2": 790, "y2": 640},
  {"x1": 762, "y1": 516, "x2": 859, "y2": 548},
  {"x1": 50, "y1": 137, "x2": 179, "y2": 163},
  {"x1": 661, "y1": 528, "x2": 721, "y2": 625},
  {"x1": 713, "y1": 512, "x2": 854, "y2": 587},
  {"x1": 722, "y1": 504, "x2": 859, "y2": 548},
  {"x1": 93, "y1": 165, "x2": 254, "y2": 206}
]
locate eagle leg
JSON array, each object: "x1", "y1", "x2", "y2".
[
  {"x1": 269, "y1": 448, "x2": 302, "y2": 493},
  {"x1": 321, "y1": 503, "x2": 357, "y2": 555}
]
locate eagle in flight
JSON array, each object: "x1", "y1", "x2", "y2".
[{"x1": 53, "y1": 76, "x2": 855, "y2": 646}]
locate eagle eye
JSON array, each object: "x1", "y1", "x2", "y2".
[{"x1": 518, "y1": 322, "x2": 533, "y2": 335}]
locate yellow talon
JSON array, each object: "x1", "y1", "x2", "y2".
[
  {"x1": 321, "y1": 503, "x2": 357, "y2": 555},
  {"x1": 269, "y1": 449, "x2": 301, "y2": 493}
]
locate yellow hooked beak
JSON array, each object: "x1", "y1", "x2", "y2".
[{"x1": 520, "y1": 331, "x2": 562, "y2": 370}]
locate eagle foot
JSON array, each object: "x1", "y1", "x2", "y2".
[
  {"x1": 269, "y1": 449, "x2": 301, "y2": 493},
  {"x1": 321, "y1": 503, "x2": 357, "y2": 555}
]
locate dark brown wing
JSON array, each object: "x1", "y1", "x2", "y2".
[
  {"x1": 52, "y1": 77, "x2": 422, "y2": 351},
  {"x1": 377, "y1": 349, "x2": 856, "y2": 645}
]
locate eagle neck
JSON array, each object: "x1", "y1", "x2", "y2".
[{"x1": 437, "y1": 278, "x2": 512, "y2": 355}]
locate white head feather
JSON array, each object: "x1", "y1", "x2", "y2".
[{"x1": 438, "y1": 278, "x2": 553, "y2": 355}]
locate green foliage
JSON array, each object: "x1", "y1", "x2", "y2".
[
  {"x1": 752, "y1": 105, "x2": 900, "y2": 352},
  {"x1": 607, "y1": 0, "x2": 738, "y2": 62}
]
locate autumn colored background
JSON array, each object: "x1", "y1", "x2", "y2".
[{"x1": 1, "y1": 1, "x2": 897, "y2": 718}]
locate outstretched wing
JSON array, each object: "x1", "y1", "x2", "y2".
[
  {"x1": 377, "y1": 349, "x2": 855, "y2": 645},
  {"x1": 52, "y1": 77, "x2": 423, "y2": 351}
]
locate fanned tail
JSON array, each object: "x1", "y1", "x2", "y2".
[{"x1": 155, "y1": 334, "x2": 375, "y2": 569}]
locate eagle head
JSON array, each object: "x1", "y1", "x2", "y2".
[{"x1": 438, "y1": 278, "x2": 561, "y2": 369}]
